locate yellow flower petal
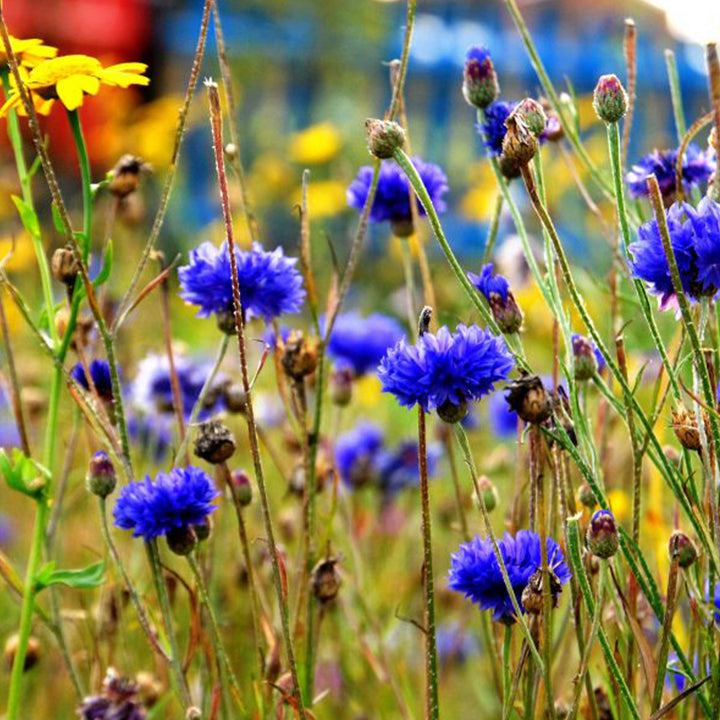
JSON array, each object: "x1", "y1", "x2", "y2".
[{"x1": 56, "y1": 76, "x2": 86, "y2": 110}]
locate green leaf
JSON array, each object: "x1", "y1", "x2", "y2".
[
  {"x1": 11, "y1": 195, "x2": 40, "y2": 238},
  {"x1": 36, "y1": 560, "x2": 105, "y2": 592},
  {"x1": 92, "y1": 240, "x2": 113, "y2": 288},
  {"x1": 0, "y1": 449, "x2": 50, "y2": 499}
]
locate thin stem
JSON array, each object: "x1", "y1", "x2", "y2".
[
  {"x1": 99, "y1": 499, "x2": 169, "y2": 663},
  {"x1": 482, "y1": 193, "x2": 503, "y2": 263},
  {"x1": 6, "y1": 499, "x2": 47, "y2": 720},
  {"x1": 146, "y1": 539, "x2": 192, "y2": 709},
  {"x1": 386, "y1": 0, "x2": 416, "y2": 122},
  {"x1": 205, "y1": 80, "x2": 306, "y2": 719},
  {"x1": 622, "y1": 19, "x2": 637, "y2": 165},
  {"x1": 187, "y1": 552, "x2": 244, "y2": 717},
  {"x1": 651, "y1": 558, "x2": 680, "y2": 712},
  {"x1": 418, "y1": 407, "x2": 439, "y2": 720},
  {"x1": 502, "y1": 624, "x2": 512, "y2": 718},
  {"x1": 67, "y1": 110, "x2": 92, "y2": 260},
  {"x1": 565, "y1": 518, "x2": 641, "y2": 720},
  {"x1": 443, "y1": 431, "x2": 470, "y2": 541},
  {"x1": 665, "y1": 50, "x2": 687, "y2": 143},
  {"x1": 453, "y1": 424, "x2": 545, "y2": 672}
]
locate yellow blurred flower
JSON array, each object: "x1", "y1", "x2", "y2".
[
  {"x1": 0, "y1": 36, "x2": 56, "y2": 70},
  {"x1": 1, "y1": 54, "x2": 148, "y2": 114},
  {"x1": 607, "y1": 489, "x2": 630, "y2": 523},
  {"x1": 356, "y1": 374, "x2": 382, "y2": 407},
  {"x1": 289, "y1": 122, "x2": 342, "y2": 164},
  {"x1": 0, "y1": 231, "x2": 36, "y2": 273},
  {"x1": 125, "y1": 95, "x2": 181, "y2": 168},
  {"x1": 458, "y1": 165, "x2": 497, "y2": 222},
  {"x1": 292, "y1": 180, "x2": 347, "y2": 219}
]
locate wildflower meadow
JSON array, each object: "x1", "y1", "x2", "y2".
[{"x1": 1, "y1": 1, "x2": 720, "y2": 719}]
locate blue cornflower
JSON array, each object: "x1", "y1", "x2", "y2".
[
  {"x1": 71, "y1": 359, "x2": 115, "y2": 401},
  {"x1": 686, "y1": 197, "x2": 720, "y2": 292},
  {"x1": 326, "y1": 312, "x2": 405, "y2": 376},
  {"x1": 376, "y1": 439, "x2": 441, "y2": 495},
  {"x1": 178, "y1": 241, "x2": 306, "y2": 322},
  {"x1": 448, "y1": 530, "x2": 571, "y2": 623},
  {"x1": 468, "y1": 263, "x2": 523, "y2": 333},
  {"x1": 487, "y1": 391, "x2": 518, "y2": 439},
  {"x1": 479, "y1": 101, "x2": 515, "y2": 155},
  {"x1": 378, "y1": 324, "x2": 514, "y2": 422},
  {"x1": 347, "y1": 157, "x2": 448, "y2": 231},
  {"x1": 626, "y1": 144, "x2": 714, "y2": 200},
  {"x1": 435, "y1": 622, "x2": 478, "y2": 666},
  {"x1": 113, "y1": 466, "x2": 219, "y2": 540},
  {"x1": 335, "y1": 422, "x2": 384, "y2": 488},
  {"x1": 629, "y1": 202, "x2": 701, "y2": 310},
  {"x1": 131, "y1": 353, "x2": 222, "y2": 421}
]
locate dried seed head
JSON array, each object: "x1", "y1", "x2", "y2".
[
  {"x1": 521, "y1": 566, "x2": 564, "y2": 615},
  {"x1": 108, "y1": 154, "x2": 149, "y2": 198},
  {"x1": 500, "y1": 107, "x2": 539, "y2": 175},
  {"x1": 51, "y1": 245, "x2": 79, "y2": 288},
  {"x1": 668, "y1": 530, "x2": 697, "y2": 568},
  {"x1": 194, "y1": 419, "x2": 236, "y2": 464},
  {"x1": 593, "y1": 74, "x2": 628, "y2": 124},
  {"x1": 221, "y1": 382, "x2": 248, "y2": 414},
  {"x1": 312, "y1": 556, "x2": 341, "y2": 604},
  {"x1": 512, "y1": 98, "x2": 547, "y2": 137},
  {"x1": 671, "y1": 407, "x2": 701, "y2": 452},
  {"x1": 505, "y1": 373, "x2": 552, "y2": 424},
  {"x1": 135, "y1": 671, "x2": 163, "y2": 707},
  {"x1": 280, "y1": 331, "x2": 319, "y2": 381},
  {"x1": 365, "y1": 118, "x2": 406, "y2": 159}
]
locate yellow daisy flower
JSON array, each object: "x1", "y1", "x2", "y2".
[
  {"x1": 0, "y1": 35, "x2": 57, "y2": 69},
  {"x1": 0, "y1": 54, "x2": 149, "y2": 114}
]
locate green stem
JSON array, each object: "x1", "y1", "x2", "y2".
[
  {"x1": 1, "y1": 70, "x2": 58, "y2": 348},
  {"x1": 418, "y1": 408, "x2": 439, "y2": 720},
  {"x1": 566, "y1": 519, "x2": 640, "y2": 720},
  {"x1": 482, "y1": 193, "x2": 503, "y2": 264},
  {"x1": 664, "y1": 50, "x2": 687, "y2": 143},
  {"x1": 187, "y1": 552, "x2": 244, "y2": 717},
  {"x1": 651, "y1": 558, "x2": 680, "y2": 712},
  {"x1": 99, "y1": 499, "x2": 169, "y2": 662},
  {"x1": 392, "y1": 148, "x2": 529, "y2": 370},
  {"x1": 66, "y1": 110, "x2": 92, "y2": 261},
  {"x1": 453, "y1": 424, "x2": 545, "y2": 672},
  {"x1": 502, "y1": 624, "x2": 512, "y2": 718},
  {"x1": 146, "y1": 540, "x2": 193, "y2": 710},
  {"x1": 6, "y1": 499, "x2": 47, "y2": 720}
]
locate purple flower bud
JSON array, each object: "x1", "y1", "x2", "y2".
[
  {"x1": 593, "y1": 74, "x2": 628, "y2": 124},
  {"x1": 462, "y1": 46, "x2": 499, "y2": 109},
  {"x1": 586, "y1": 509, "x2": 619, "y2": 559}
]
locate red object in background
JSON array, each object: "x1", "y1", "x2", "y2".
[{"x1": 2, "y1": 0, "x2": 152, "y2": 168}]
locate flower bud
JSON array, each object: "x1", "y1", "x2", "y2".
[
  {"x1": 462, "y1": 47, "x2": 499, "y2": 109},
  {"x1": 5, "y1": 633, "x2": 40, "y2": 671},
  {"x1": 437, "y1": 396, "x2": 469, "y2": 424},
  {"x1": 577, "y1": 482, "x2": 597, "y2": 509},
  {"x1": 671, "y1": 407, "x2": 701, "y2": 452},
  {"x1": 586, "y1": 509, "x2": 619, "y2": 559},
  {"x1": 512, "y1": 98, "x2": 547, "y2": 137},
  {"x1": 521, "y1": 566, "x2": 564, "y2": 615},
  {"x1": 540, "y1": 99, "x2": 564, "y2": 142},
  {"x1": 231, "y1": 470, "x2": 253, "y2": 507},
  {"x1": 51, "y1": 245, "x2": 79, "y2": 289},
  {"x1": 280, "y1": 331, "x2": 319, "y2": 381},
  {"x1": 505, "y1": 373, "x2": 552, "y2": 425},
  {"x1": 194, "y1": 419, "x2": 236, "y2": 464},
  {"x1": 668, "y1": 530, "x2": 697, "y2": 568},
  {"x1": 498, "y1": 153, "x2": 522, "y2": 180},
  {"x1": 489, "y1": 289, "x2": 523, "y2": 335},
  {"x1": 572, "y1": 334, "x2": 598, "y2": 381},
  {"x1": 500, "y1": 115, "x2": 538, "y2": 175},
  {"x1": 312, "y1": 556, "x2": 341, "y2": 604},
  {"x1": 329, "y1": 367, "x2": 354, "y2": 406},
  {"x1": 108, "y1": 154, "x2": 148, "y2": 198},
  {"x1": 86, "y1": 450, "x2": 117, "y2": 498},
  {"x1": 166, "y1": 525, "x2": 197, "y2": 556},
  {"x1": 222, "y1": 382, "x2": 247, "y2": 414},
  {"x1": 593, "y1": 74, "x2": 628, "y2": 124},
  {"x1": 475, "y1": 476, "x2": 498, "y2": 513},
  {"x1": 365, "y1": 118, "x2": 406, "y2": 159}
]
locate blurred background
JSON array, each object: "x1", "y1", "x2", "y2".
[{"x1": 2, "y1": 0, "x2": 719, "y2": 272}]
